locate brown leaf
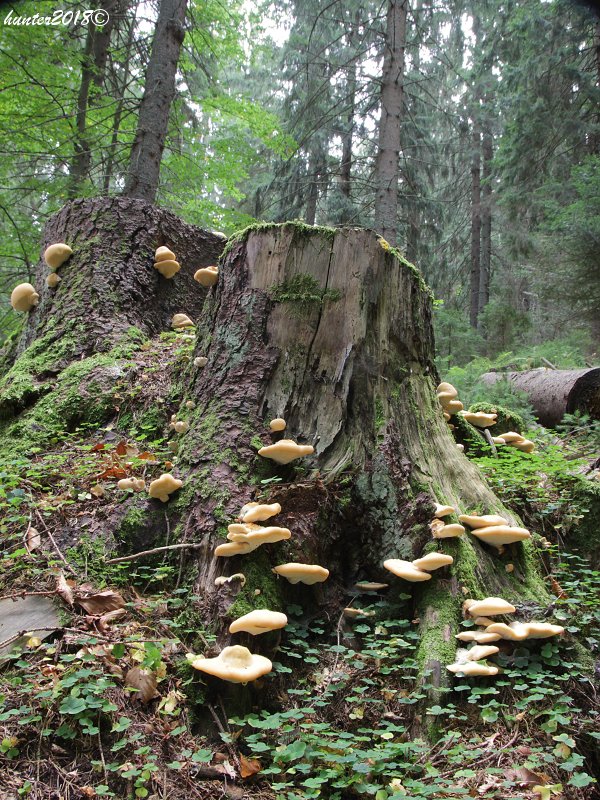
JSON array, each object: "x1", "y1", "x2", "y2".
[
  {"x1": 138, "y1": 451, "x2": 157, "y2": 461},
  {"x1": 75, "y1": 590, "x2": 125, "y2": 615},
  {"x1": 239, "y1": 753, "x2": 261, "y2": 779},
  {"x1": 505, "y1": 767, "x2": 544, "y2": 787},
  {"x1": 96, "y1": 466, "x2": 128, "y2": 480},
  {"x1": 90, "y1": 484, "x2": 105, "y2": 498},
  {"x1": 115, "y1": 441, "x2": 128, "y2": 456},
  {"x1": 56, "y1": 572, "x2": 74, "y2": 606},
  {"x1": 26, "y1": 526, "x2": 41, "y2": 553},
  {"x1": 91, "y1": 443, "x2": 105, "y2": 452},
  {"x1": 125, "y1": 667, "x2": 157, "y2": 703}
]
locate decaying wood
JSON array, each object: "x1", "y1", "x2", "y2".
[{"x1": 482, "y1": 367, "x2": 600, "y2": 427}]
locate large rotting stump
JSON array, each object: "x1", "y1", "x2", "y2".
[{"x1": 174, "y1": 223, "x2": 550, "y2": 698}]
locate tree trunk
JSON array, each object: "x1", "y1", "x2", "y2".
[
  {"x1": 482, "y1": 368, "x2": 600, "y2": 427},
  {"x1": 469, "y1": 117, "x2": 481, "y2": 329},
  {"x1": 478, "y1": 127, "x2": 492, "y2": 317},
  {"x1": 68, "y1": 0, "x2": 118, "y2": 198},
  {"x1": 123, "y1": 0, "x2": 188, "y2": 203},
  {"x1": 339, "y1": 13, "x2": 359, "y2": 212},
  {"x1": 374, "y1": 0, "x2": 407, "y2": 245}
]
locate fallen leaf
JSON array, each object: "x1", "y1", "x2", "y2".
[
  {"x1": 56, "y1": 572, "x2": 74, "y2": 606},
  {"x1": 115, "y1": 441, "x2": 128, "y2": 456},
  {"x1": 505, "y1": 767, "x2": 545, "y2": 787},
  {"x1": 239, "y1": 753, "x2": 261, "y2": 779},
  {"x1": 533, "y1": 785, "x2": 563, "y2": 800},
  {"x1": 76, "y1": 590, "x2": 125, "y2": 615},
  {"x1": 96, "y1": 466, "x2": 128, "y2": 480},
  {"x1": 26, "y1": 526, "x2": 41, "y2": 553},
  {"x1": 91, "y1": 443, "x2": 105, "y2": 452},
  {"x1": 138, "y1": 451, "x2": 157, "y2": 460},
  {"x1": 125, "y1": 667, "x2": 158, "y2": 703}
]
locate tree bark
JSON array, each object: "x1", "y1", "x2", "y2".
[
  {"x1": 469, "y1": 117, "x2": 481, "y2": 329},
  {"x1": 339, "y1": 12, "x2": 359, "y2": 212},
  {"x1": 478, "y1": 127, "x2": 492, "y2": 317},
  {"x1": 123, "y1": 0, "x2": 188, "y2": 203},
  {"x1": 374, "y1": 0, "x2": 407, "y2": 245},
  {"x1": 482, "y1": 368, "x2": 600, "y2": 427}
]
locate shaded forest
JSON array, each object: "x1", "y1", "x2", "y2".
[{"x1": 0, "y1": 1, "x2": 599, "y2": 799}]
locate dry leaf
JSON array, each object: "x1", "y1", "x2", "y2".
[
  {"x1": 96, "y1": 466, "x2": 128, "y2": 480},
  {"x1": 26, "y1": 526, "x2": 41, "y2": 553},
  {"x1": 56, "y1": 571, "x2": 74, "y2": 606},
  {"x1": 138, "y1": 451, "x2": 156, "y2": 460},
  {"x1": 76, "y1": 590, "x2": 125, "y2": 615},
  {"x1": 115, "y1": 441, "x2": 128, "y2": 456},
  {"x1": 239, "y1": 753, "x2": 261, "y2": 779},
  {"x1": 125, "y1": 667, "x2": 157, "y2": 703},
  {"x1": 505, "y1": 767, "x2": 544, "y2": 787}
]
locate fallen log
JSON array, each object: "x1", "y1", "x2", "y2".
[{"x1": 481, "y1": 367, "x2": 600, "y2": 427}]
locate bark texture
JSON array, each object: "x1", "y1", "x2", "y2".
[
  {"x1": 123, "y1": 0, "x2": 188, "y2": 202},
  {"x1": 374, "y1": 0, "x2": 407, "y2": 245},
  {"x1": 482, "y1": 368, "x2": 600, "y2": 427}
]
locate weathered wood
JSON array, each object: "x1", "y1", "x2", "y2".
[{"x1": 482, "y1": 368, "x2": 600, "y2": 427}]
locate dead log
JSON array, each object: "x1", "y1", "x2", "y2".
[{"x1": 482, "y1": 368, "x2": 600, "y2": 427}]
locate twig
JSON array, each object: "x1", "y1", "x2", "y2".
[
  {"x1": 541, "y1": 357, "x2": 557, "y2": 369},
  {"x1": 106, "y1": 542, "x2": 204, "y2": 564},
  {"x1": 34, "y1": 510, "x2": 77, "y2": 575},
  {"x1": 0, "y1": 590, "x2": 57, "y2": 603},
  {"x1": 482, "y1": 428, "x2": 498, "y2": 458},
  {"x1": 208, "y1": 702, "x2": 241, "y2": 773}
]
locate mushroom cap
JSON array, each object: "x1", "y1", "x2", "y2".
[
  {"x1": 188, "y1": 645, "x2": 272, "y2": 683},
  {"x1": 155, "y1": 246, "x2": 176, "y2": 262},
  {"x1": 498, "y1": 431, "x2": 524, "y2": 443},
  {"x1": 174, "y1": 420, "x2": 189, "y2": 434},
  {"x1": 10, "y1": 283, "x2": 40, "y2": 312},
  {"x1": 354, "y1": 581, "x2": 389, "y2": 592},
  {"x1": 258, "y1": 439, "x2": 314, "y2": 465},
  {"x1": 461, "y1": 411, "x2": 498, "y2": 428},
  {"x1": 434, "y1": 504, "x2": 455, "y2": 518},
  {"x1": 443, "y1": 412, "x2": 451, "y2": 421},
  {"x1": 46, "y1": 273, "x2": 61, "y2": 288},
  {"x1": 447, "y1": 662, "x2": 498, "y2": 676},
  {"x1": 458, "y1": 514, "x2": 509, "y2": 529},
  {"x1": 469, "y1": 525, "x2": 531, "y2": 548},
  {"x1": 383, "y1": 559, "x2": 431, "y2": 582},
  {"x1": 269, "y1": 418, "x2": 287, "y2": 432},
  {"x1": 239, "y1": 502, "x2": 282, "y2": 524},
  {"x1": 436, "y1": 382, "x2": 458, "y2": 398},
  {"x1": 272, "y1": 563, "x2": 329, "y2": 585},
  {"x1": 229, "y1": 609, "x2": 288, "y2": 636},
  {"x1": 194, "y1": 356, "x2": 208, "y2": 368},
  {"x1": 154, "y1": 259, "x2": 181, "y2": 278},
  {"x1": 117, "y1": 477, "x2": 145, "y2": 491},
  {"x1": 456, "y1": 443, "x2": 465, "y2": 451},
  {"x1": 466, "y1": 644, "x2": 499, "y2": 661},
  {"x1": 444, "y1": 399, "x2": 464, "y2": 415},
  {"x1": 511, "y1": 439, "x2": 535, "y2": 453},
  {"x1": 456, "y1": 631, "x2": 502, "y2": 643},
  {"x1": 492, "y1": 436, "x2": 506, "y2": 445},
  {"x1": 44, "y1": 243, "x2": 72, "y2": 269},
  {"x1": 172, "y1": 313, "x2": 194, "y2": 329},
  {"x1": 412, "y1": 553, "x2": 454, "y2": 571},
  {"x1": 227, "y1": 525, "x2": 291, "y2": 550},
  {"x1": 465, "y1": 597, "x2": 516, "y2": 617},
  {"x1": 193, "y1": 266, "x2": 219, "y2": 287},
  {"x1": 432, "y1": 523, "x2": 465, "y2": 539},
  {"x1": 473, "y1": 616, "x2": 496, "y2": 627},
  {"x1": 148, "y1": 473, "x2": 183, "y2": 502},
  {"x1": 214, "y1": 541, "x2": 254, "y2": 557},
  {"x1": 343, "y1": 608, "x2": 374, "y2": 619},
  {"x1": 485, "y1": 621, "x2": 564, "y2": 641}
]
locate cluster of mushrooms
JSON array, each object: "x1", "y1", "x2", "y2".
[
  {"x1": 9, "y1": 241, "x2": 220, "y2": 314},
  {"x1": 187, "y1": 417, "x2": 323, "y2": 684},
  {"x1": 437, "y1": 381, "x2": 535, "y2": 454}
]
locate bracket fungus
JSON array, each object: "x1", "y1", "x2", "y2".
[
  {"x1": 155, "y1": 246, "x2": 176, "y2": 262},
  {"x1": 215, "y1": 573, "x2": 246, "y2": 587},
  {"x1": 434, "y1": 504, "x2": 455, "y2": 519},
  {"x1": 172, "y1": 313, "x2": 194, "y2": 330},
  {"x1": 383, "y1": 559, "x2": 431, "y2": 582},
  {"x1": 412, "y1": 553, "x2": 454, "y2": 571},
  {"x1": 500, "y1": 431, "x2": 536, "y2": 453},
  {"x1": 193, "y1": 265, "x2": 219, "y2": 287},
  {"x1": 194, "y1": 356, "x2": 208, "y2": 368},
  {"x1": 215, "y1": 541, "x2": 253, "y2": 558},
  {"x1": 46, "y1": 273, "x2": 61, "y2": 289},
  {"x1": 344, "y1": 608, "x2": 375, "y2": 619},
  {"x1": 269, "y1": 418, "x2": 287, "y2": 432},
  {"x1": 447, "y1": 662, "x2": 498, "y2": 677},
  {"x1": 464, "y1": 597, "x2": 516, "y2": 617},
  {"x1": 468, "y1": 525, "x2": 531, "y2": 549},
  {"x1": 459, "y1": 514, "x2": 509, "y2": 529},
  {"x1": 229, "y1": 609, "x2": 288, "y2": 636},
  {"x1": 461, "y1": 411, "x2": 498, "y2": 428},
  {"x1": 258, "y1": 439, "x2": 314, "y2": 465},
  {"x1": 117, "y1": 478, "x2": 145, "y2": 492},
  {"x1": 272, "y1": 563, "x2": 329, "y2": 585},
  {"x1": 227, "y1": 524, "x2": 291, "y2": 551},
  {"x1": 10, "y1": 283, "x2": 39, "y2": 312},
  {"x1": 148, "y1": 474, "x2": 183, "y2": 502},
  {"x1": 44, "y1": 243, "x2": 72, "y2": 269},
  {"x1": 188, "y1": 645, "x2": 272, "y2": 683},
  {"x1": 239, "y1": 502, "x2": 282, "y2": 524},
  {"x1": 484, "y1": 621, "x2": 564, "y2": 641},
  {"x1": 466, "y1": 644, "x2": 499, "y2": 661},
  {"x1": 432, "y1": 523, "x2": 465, "y2": 539},
  {"x1": 354, "y1": 581, "x2": 389, "y2": 592},
  {"x1": 456, "y1": 631, "x2": 501, "y2": 644},
  {"x1": 154, "y1": 259, "x2": 180, "y2": 279}
]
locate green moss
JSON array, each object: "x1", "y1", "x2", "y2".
[
  {"x1": 227, "y1": 550, "x2": 285, "y2": 619},
  {"x1": 269, "y1": 273, "x2": 342, "y2": 313},
  {"x1": 469, "y1": 402, "x2": 524, "y2": 437},
  {"x1": 220, "y1": 220, "x2": 337, "y2": 261},
  {"x1": 378, "y1": 236, "x2": 433, "y2": 298},
  {"x1": 451, "y1": 413, "x2": 487, "y2": 456},
  {"x1": 414, "y1": 581, "x2": 461, "y2": 674},
  {"x1": 566, "y1": 479, "x2": 600, "y2": 563}
]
